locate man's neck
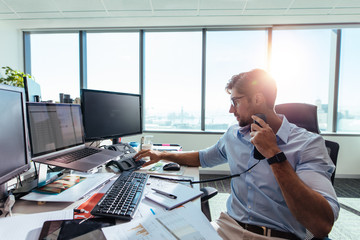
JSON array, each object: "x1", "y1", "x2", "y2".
[{"x1": 265, "y1": 111, "x2": 283, "y2": 133}]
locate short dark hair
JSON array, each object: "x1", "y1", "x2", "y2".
[{"x1": 225, "y1": 69, "x2": 277, "y2": 108}]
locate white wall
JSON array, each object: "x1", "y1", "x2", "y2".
[
  {"x1": 1, "y1": 17, "x2": 359, "y2": 178},
  {"x1": 0, "y1": 22, "x2": 23, "y2": 73}
]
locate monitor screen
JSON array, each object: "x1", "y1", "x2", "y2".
[
  {"x1": 0, "y1": 84, "x2": 31, "y2": 189},
  {"x1": 27, "y1": 103, "x2": 84, "y2": 157},
  {"x1": 80, "y1": 89, "x2": 142, "y2": 142}
]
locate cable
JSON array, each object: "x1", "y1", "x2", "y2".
[
  {"x1": 33, "y1": 161, "x2": 38, "y2": 179},
  {"x1": 17, "y1": 176, "x2": 23, "y2": 187},
  {"x1": 150, "y1": 160, "x2": 261, "y2": 185}
]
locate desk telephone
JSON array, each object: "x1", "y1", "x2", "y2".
[
  {"x1": 104, "y1": 143, "x2": 145, "y2": 171},
  {"x1": 253, "y1": 113, "x2": 267, "y2": 160}
]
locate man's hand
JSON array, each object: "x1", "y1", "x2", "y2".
[
  {"x1": 134, "y1": 149, "x2": 163, "y2": 167},
  {"x1": 250, "y1": 115, "x2": 280, "y2": 159}
]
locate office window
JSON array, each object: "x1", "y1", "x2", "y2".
[
  {"x1": 271, "y1": 29, "x2": 333, "y2": 132},
  {"x1": 87, "y1": 32, "x2": 139, "y2": 94},
  {"x1": 30, "y1": 33, "x2": 79, "y2": 103},
  {"x1": 144, "y1": 31, "x2": 202, "y2": 131},
  {"x1": 338, "y1": 29, "x2": 360, "y2": 133},
  {"x1": 205, "y1": 30, "x2": 268, "y2": 131}
]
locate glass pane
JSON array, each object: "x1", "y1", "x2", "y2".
[
  {"x1": 144, "y1": 31, "x2": 202, "y2": 131},
  {"x1": 206, "y1": 30, "x2": 268, "y2": 131},
  {"x1": 271, "y1": 29, "x2": 332, "y2": 132},
  {"x1": 87, "y1": 32, "x2": 139, "y2": 94},
  {"x1": 338, "y1": 29, "x2": 360, "y2": 133},
  {"x1": 30, "y1": 33, "x2": 79, "y2": 103}
]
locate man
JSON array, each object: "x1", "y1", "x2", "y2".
[{"x1": 135, "y1": 69, "x2": 339, "y2": 239}]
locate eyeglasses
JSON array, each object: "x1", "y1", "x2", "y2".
[{"x1": 230, "y1": 96, "x2": 246, "y2": 107}]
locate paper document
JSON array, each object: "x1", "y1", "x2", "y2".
[
  {"x1": 21, "y1": 172, "x2": 115, "y2": 202},
  {"x1": 145, "y1": 181, "x2": 203, "y2": 210},
  {"x1": 102, "y1": 201, "x2": 221, "y2": 240}
]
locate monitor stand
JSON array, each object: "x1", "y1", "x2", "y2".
[
  {"x1": 112, "y1": 138, "x2": 121, "y2": 144},
  {"x1": 107, "y1": 142, "x2": 136, "y2": 154}
]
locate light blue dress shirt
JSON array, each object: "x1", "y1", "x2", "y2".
[{"x1": 199, "y1": 115, "x2": 339, "y2": 239}]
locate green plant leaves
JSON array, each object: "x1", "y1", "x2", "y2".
[{"x1": 0, "y1": 66, "x2": 34, "y2": 88}]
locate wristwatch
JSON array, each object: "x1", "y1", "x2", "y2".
[{"x1": 267, "y1": 152, "x2": 287, "y2": 165}]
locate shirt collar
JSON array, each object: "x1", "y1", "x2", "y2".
[
  {"x1": 276, "y1": 114, "x2": 291, "y2": 144},
  {"x1": 235, "y1": 114, "x2": 292, "y2": 144},
  {"x1": 238, "y1": 125, "x2": 251, "y2": 136}
]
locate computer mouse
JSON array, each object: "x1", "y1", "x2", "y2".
[{"x1": 163, "y1": 162, "x2": 181, "y2": 171}]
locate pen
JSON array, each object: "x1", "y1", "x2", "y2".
[{"x1": 151, "y1": 188, "x2": 177, "y2": 199}]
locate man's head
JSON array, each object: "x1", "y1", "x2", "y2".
[{"x1": 226, "y1": 69, "x2": 277, "y2": 127}]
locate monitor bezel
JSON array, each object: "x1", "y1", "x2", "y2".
[
  {"x1": 0, "y1": 84, "x2": 31, "y2": 186},
  {"x1": 80, "y1": 89, "x2": 143, "y2": 142}
]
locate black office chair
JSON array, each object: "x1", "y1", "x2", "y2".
[
  {"x1": 275, "y1": 103, "x2": 321, "y2": 134},
  {"x1": 275, "y1": 103, "x2": 339, "y2": 185}
]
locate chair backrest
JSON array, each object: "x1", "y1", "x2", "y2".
[
  {"x1": 325, "y1": 140, "x2": 339, "y2": 185},
  {"x1": 275, "y1": 103, "x2": 320, "y2": 134},
  {"x1": 275, "y1": 103, "x2": 339, "y2": 185}
]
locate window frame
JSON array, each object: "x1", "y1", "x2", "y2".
[{"x1": 23, "y1": 24, "x2": 360, "y2": 136}]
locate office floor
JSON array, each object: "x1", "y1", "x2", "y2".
[{"x1": 199, "y1": 175, "x2": 360, "y2": 240}]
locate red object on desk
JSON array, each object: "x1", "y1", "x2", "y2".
[{"x1": 74, "y1": 193, "x2": 104, "y2": 219}]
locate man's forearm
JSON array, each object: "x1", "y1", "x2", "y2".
[
  {"x1": 160, "y1": 151, "x2": 201, "y2": 167},
  {"x1": 271, "y1": 160, "x2": 334, "y2": 238}
]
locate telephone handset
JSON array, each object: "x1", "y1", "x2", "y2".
[{"x1": 253, "y1": 113, "x2": 267, "y2": 160}]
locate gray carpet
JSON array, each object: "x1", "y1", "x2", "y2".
[{"x1": 200, "y1": 175, "x2": 360, "y2": 239}]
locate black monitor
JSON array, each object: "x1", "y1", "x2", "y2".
[
  {"x1": 80, "y1": 89, "x2": 142, "y2": 143},
  {"x1": 0, "y1": 84, "x2": 31, "y2": 201}
]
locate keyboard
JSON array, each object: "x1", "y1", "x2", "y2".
[
  {"x1": 91, "y1": 171, "x2": 149, "y2": 221},
  {"x1": 47, "y1": 148, "x2": 101, "y2": 163}
]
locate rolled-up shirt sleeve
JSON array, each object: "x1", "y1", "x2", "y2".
[
  {"x1": 295, "y1": 135, "x2": 340, "y2": 221},
  {"x1": 199, "y1": 136, "x2": 228, "y2": 168}
]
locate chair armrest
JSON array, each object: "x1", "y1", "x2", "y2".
[{"x1": 200, "y1": 187, "x2": 218, "y2": 202}]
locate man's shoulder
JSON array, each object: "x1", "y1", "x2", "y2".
[
  {"x1": 225, "y1": 124, "x2": 242, "y2": 137},
  {"x1": 287, "y1": 123, "x2": 325, "y2": 146}
]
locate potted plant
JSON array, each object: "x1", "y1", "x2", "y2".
[{"x1": 0, "y1": 66, "x2": 34, "y2": 88}]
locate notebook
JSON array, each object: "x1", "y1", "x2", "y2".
[
  {"x1": 27, "y1": 103, "x2": 120, "y2": 172},
  {"x1": 145, "y1": 181, "x2": 203, "y2": 210}
]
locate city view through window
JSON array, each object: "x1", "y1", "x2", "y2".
[{"x1": 28, "y1": 28, "x2": 360, "y2": 134}]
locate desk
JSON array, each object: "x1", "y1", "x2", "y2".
[
  {"x1": 1, "y1": 165, "x2": 224, "y2": 240},
  {"x1": 12, "y1": 165, "x2": 200, "y2": 215},
  {"x1": 3, "y1": 165, "x2": 209, "y2": 240}
]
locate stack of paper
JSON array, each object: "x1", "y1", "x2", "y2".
[
  {"x1": 152, "y1": 144, "x2": 182, "y2": 152},
  {"x1": 102, "y1": 202, "x2": 221, "y2": 240}
]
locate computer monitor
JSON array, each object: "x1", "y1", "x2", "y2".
[
  {"x1": 80, "y1": 89, "x2": 142, "y2": 143},
  {"x1": 0, "y1": 84, "x2": 31, "y2": 201}
]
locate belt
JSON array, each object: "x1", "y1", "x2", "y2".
[{"x1": 236, "y1": 220, "x2": 301, "y2": 240}]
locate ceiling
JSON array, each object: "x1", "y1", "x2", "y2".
[{"x1": 1, "y1": 0, "x2": 360, "y2": 22}]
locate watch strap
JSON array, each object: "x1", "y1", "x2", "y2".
[{"x1": 267, "y1": 152, "x2": 286, "y2": 165}]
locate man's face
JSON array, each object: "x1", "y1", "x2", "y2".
[{"x1": 229, "y1": 90, "x2": 254, "y2": 127}]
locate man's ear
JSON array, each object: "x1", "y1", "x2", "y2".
[{"x1": 253, "y1": 92, "x2": 265, "y2": 106}]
